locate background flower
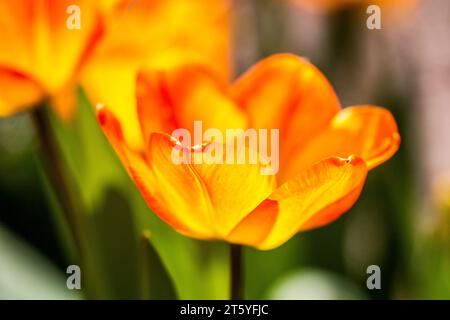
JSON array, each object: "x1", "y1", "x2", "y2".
[{"x1": 0, "y1": 0, "x2": 104, "y2": 119}]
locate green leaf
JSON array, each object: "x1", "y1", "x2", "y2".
[
  {"x1": 140, "y1": 231, "x2": 177, "y2": 300},
  {"x1": 83, "y1": 188, "x2": 141, "y2": 299}
]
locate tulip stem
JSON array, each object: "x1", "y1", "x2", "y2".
[
  {"x1": 230, "y1": 244, "x2": 244, "y2": 300},
  {"x1": 32, "y1": 105, "x2": 84, "y2": 258}
]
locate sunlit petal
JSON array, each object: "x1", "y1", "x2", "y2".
[
  {"x1": 283, "y1": 105, "x2": 400, "y2": 180},
  {"x1": 230, "y1": 156, "x2": 367, "y2": 250},
  {"x1": 231, "y1": 53, "x2": 341, "y2": 182}
]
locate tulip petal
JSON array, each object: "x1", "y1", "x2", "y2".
[
  {"x1": 231, "y1": 54, "x2": 341, "y2": 181},
  {"x1": 229, "y1": 156, "x2": 367, "y2": 250},
  {"x1": 136, "y1": 65, "x2": 247, "y2": 147},
  {"x1": 147, "y1": 133, "x2": 216, "y2": 237},
  {"x1": 97, "y1": 106, "x2": 214, "y2": 238},
  {"x1": 191, "y1": 141, "x2": 277, "y2": 237},
  {"x1": 136, "y1": 70, "x2": 177, "y2": 144},
  {"x1": 0, "y1": 69, "x2": 44, "y2": 116},
  {"x1": 226, "y1": 199, "x2": 278, "y2": 247},
  {"x1": 284, "y1": 106, "x2": 400, "y2": 180}
]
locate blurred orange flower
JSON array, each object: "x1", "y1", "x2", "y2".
[
  {"x1": 97, "y1": 54, "x2": 400, "y2": 250},
  {"x1": 0, "y1": 0, "x2": 231, "y2": 127},
  {"x1": 82, "y1": 0, "x2": 232, "y2": 150},
  {"x1": 0, "y1": 0, "x2": 105, "y2": 120}
]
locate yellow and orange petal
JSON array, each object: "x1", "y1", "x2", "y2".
[
  {"x1": 136, "y1": 65, "x2": 246, "y2": 147},
  {"x1": 281, "y1": 105, "x2": 400, "y2": 182},
  {"x1": 231, "y1": 54, "x2": 341, "y2": 181},
  {"x1": 0, "y1": 0, "x2": 104, "y2": 118},
  {"x1": 0, "y1": 69, "x2": 44, "y2": 116},
  {"x1": 228, "y1": 156, "x2": 368, "y2": 249}
]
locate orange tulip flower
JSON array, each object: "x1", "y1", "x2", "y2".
[
  {"x1": 0, "y1": 0, "x2": 106, "y2": 120},
  {"x1": 97, "y1": 54, "x2": 400, "y2": 250},
  {"x1": 82, "y1": 0, "x2": 232, "y2": 150}
]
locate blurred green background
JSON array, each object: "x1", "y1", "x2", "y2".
[{"x1": 1, "y1": 0, "x2": 449, "y2": 299}]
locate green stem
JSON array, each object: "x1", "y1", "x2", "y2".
[
  {"x1": 230, "y1": 244, "x2": 244, "y2": 300},
  {"x1": 31, "y1": 105, "x2": 84, "y2": 260}
]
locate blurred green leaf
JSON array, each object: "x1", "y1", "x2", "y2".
[
  {"x1": 140, "y1": 231, "x2": 177, "y2": 299},
  {"x1": 0, "y1": 223, "x2": 81, "y2": 299},
  {"x1": 83, "y1": 188, "x2": 140, "y2": 299}
]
